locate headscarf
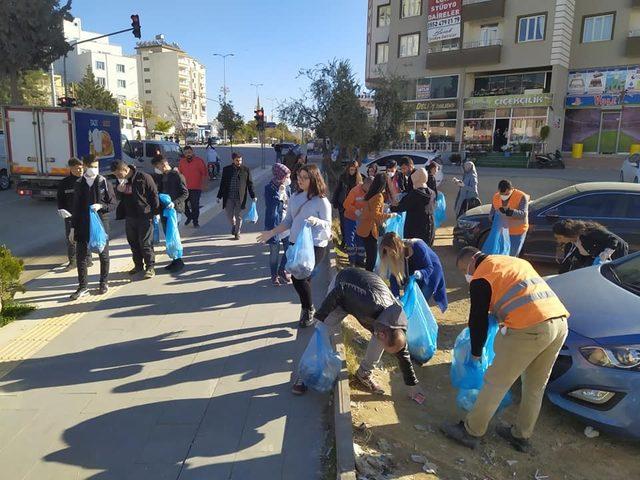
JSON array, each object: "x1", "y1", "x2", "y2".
[
  {"x1": 410, "y1": 167, "x2": 429, "y2": 189},
  {"x1": 272, "y1": 163, "x2": 290, "y2": 185}
]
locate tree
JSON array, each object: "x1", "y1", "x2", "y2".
[
  {"x1": 216, "y1": 100, "x2": 244, "y2": 148},
  {"x1": 369, "y1": 75, "x2": 414, "y2": 153},
  {"x1": 73, "y1": 66, "x2": 118, "y2": 112},
  {"x1": 0, "y1": 0, "x2": 73, "y2": 104},
  {"x1": 154, "y1": 119, "x2": 173, "y2": 135},
  {"x1": 0, "y1": 70, "x2": 54, "y2": 106},
  {"x1": 167, "y1": 94, "x2": 189, "y2": 143}
]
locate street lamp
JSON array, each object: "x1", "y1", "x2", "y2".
[
  {"x1": 212, "y1": 53, "x2": 234, "y2": 105},
  {"x1": 250, "y1": 83, "x2": 263, "y2": 108}
]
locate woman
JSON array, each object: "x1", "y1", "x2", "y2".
[
  {"x1": 332, "y1": 161, "x2": 362, "y2": 249},
  {"x1": 289, "y1": 153, "x2": 307, "y2": 194},
  {"x1": 366, "y1": 162, "x2": 378, "y2": 179},
  {"x1": 390, "y1": 168, "x2": 435, "y2": 246},
  {"x1": 426, "y1": 162, "x2": 439, "y2": 196},
  {"x1": 453, "y1": 161, "x2": 480, "y2": 218},
  {"x1": 378, "y1": 232, "x2": 448, "y2": 313},
  {"x1": 553, "y1": 219, "x2": 629, "y2": 273},
  {"x1": 343, "y1": 177, "x2": 372, "y2": 267},
  {"x1": 356, "y1": 173, "x2": 395, "y2": 271},
  {"x1": 264, "y1": 163, "x2": 292, "y2": 286},
  {"x1": 385, "y1": 160, "x2": 403, "y2": 204},
  {"x1": 258, "y1": 164, "x2": 332, "y2": 327}
]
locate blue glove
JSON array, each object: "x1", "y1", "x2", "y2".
[{"x1": 413, "y1": 271, "x2": 423, "y2": 281}]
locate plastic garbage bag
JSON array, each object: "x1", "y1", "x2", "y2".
[
  {"x1": 160, "y1": 193, "x2": 183, "y2": 260},
  {"x1": 286, "y1": 222, "x2": 315, "y2": 278},
  {"x1": 434, "y1": 192, "x2": 446, "y2": 228},
  {"x1": 243, "y1": 200, "x2": 259, "y2": 223},
  {"x1": 385, "y1": 212, "x2": 406, "y2": 238},
  {"x1": 482, "y1": 213, "x2": 511, "y2": 255},
  {"x1": 88, "y1": 208, "x2": 108, "y2": 253},
  {"x1": 298, "y1": 322, "x2": 342, "y2": 393},
  {"x1": 153, "y1": 215, "x2": 160, "y2": 244},
  {"x1": 400, "y1": 277, "x2": 438, "y2": 364}
]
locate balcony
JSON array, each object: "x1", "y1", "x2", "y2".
[
  {"x1": 426, "y1": 39, "x2": 502, "y2": 69},
  {"x1": 627, "y1": 30, "x2": 640, "y2": 56},
  {"x1": 462, "y1": 0, "x2": 505, "y2": 22}
]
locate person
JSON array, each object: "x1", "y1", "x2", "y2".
[
  {"x1": 441, "y1": 247, "x2": 569, "y2": 452},
  {"x1": 366, "y1": 162, "x2": 378, "y2": 179},
  {"x1": 205, "y1": 139, "x2": 220, "y2": 180},
  {"x1": 113, "y1": 160, "x2": 160, "y2": 279},
  {"x1": 378, "y1": 233, "x2": 447, "y2": 312},
  {"x1": 292, "y1": 267, "x2": 423, "y2": 398},
  {"x1": 385, "y1": 160, "x2": 403, "y2": 204},
  {"x1": 553, "y1": 219, "x2": 629, "y2": 273},
  {"x1": 151, "y1": 156, "x2": 189, "y2": 272},
  {"x1": 332, "y1": 161, "x2": 362, "y2": 249},
  {"x1": 357, "y1": 173, "x2": 395, "y2": 272},
  {"x1": 178, "y1": 145, "x2": 207, "y2": 228},
  {"x1": 493, "y1": 128, "x2": 502, "y2": 152},
  {"x1": 69, "y1": 156, "x2": 115, "y2": 300},
  {"x1": 342, "y1": 177, "x2": 371, "y2": 267},
  {"x1": 490, "y1": 180, "x2": 530, "y2": 257},
  {"x1": 427, "y1": 161, "x2": 439, "y2": 195},
  {"x1": 399, "y1": 156, "x2": 415, "y2": 193},
  {"x1": 57, "y1": 157, "x2": 84, "y2": 272},
  {"x1": 390, "y1": 168, "x2": 435, "y2": 246},
  {"x1": 257, "y1": 164, "x2": 332, "y2": 327},
  {"x1": 217, "y1": 152, "x2": 256, "y2": 240},
  {"x1": 264, "y1": 163, "x2": 292, "y2": 285},
  {"x1": 454, "y1": 161, "x2": 480, "y2": 218},
  {"x1": 289, "y1": 153, "x2": 307, "y2": 194}
]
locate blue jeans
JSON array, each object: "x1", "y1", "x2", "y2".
[
  {"x1": 269, "y1": 239, "x2": 289, "y2": 277},
  {"x1": 509, "y1": 233, "x2": 527, "y2": 257},
  {"x1": 343, "y1": 218, "x2": 364, "y2": 265}
]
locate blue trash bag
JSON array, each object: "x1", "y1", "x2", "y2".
[
  {"x1": 456, "y1": 388, "x2": 512, "y2": 412},
  {"x1": 434, "y1": 192, "x2": 446, "y2": 228},
  {"x1": 298, "y1": 322, "x2": 342, "y2": 393},
  {"x1": 286, "y1": 222, "x2": 315, "y2": 278},
  {"x1": 88, "y1": 208, "x2": 108, "y2": 253},
  {"x1": 153, "y1": 215, "x2": 160, "y2": 244},
  {"x1": 243, "y1": 200, "x2": 259, "y2": 223},
  {"x1": 385, "y1": 212, "x2": 406, "y2": 238},
  {"x1": 159, "y1": 193, "x2": 183, "y2": 260},
  {"x1": 400, "y1": 276, "x2": 438, "y2": 364},
  {"x1": 481, "y1": 213, "x2": 511, "y2": 255}
]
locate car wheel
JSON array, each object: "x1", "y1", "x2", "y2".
[
  {"x1": 620, "y1": 171, "x2": 625, "y2": 182},
  {"x1": 0, "y1": 173, "x2": 9, "y2": 191}
]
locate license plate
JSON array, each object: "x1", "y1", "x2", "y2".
[{"x1": 40, "y1": 190, "x2": 56, "y2": 197}]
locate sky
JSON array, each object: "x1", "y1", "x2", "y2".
[{"x1": 68, "y1": 0, "x2": 367, "y2": 123}]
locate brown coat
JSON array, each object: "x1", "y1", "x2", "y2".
[{"x1": 357, "y1": 193, "x2": 392, "y2": 239}]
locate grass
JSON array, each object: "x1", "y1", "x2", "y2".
[{"x1": 0, "y1": 301, "x2": 35, "y2": 327}]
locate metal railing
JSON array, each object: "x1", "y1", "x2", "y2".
[
  {"x1": 462, "y1": 0, "x2": 491, "y2": 4},
  {"x1": 428, "y1": 38, "x2": 502, "y2": 53}
]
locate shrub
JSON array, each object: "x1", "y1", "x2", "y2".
[{"x1": 0, "y1": 245, "x2": 25, "y2": 313}]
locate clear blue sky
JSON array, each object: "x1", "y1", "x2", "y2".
[{"x1": 69, "y1": 0, "x2": 367, "y2": 123}]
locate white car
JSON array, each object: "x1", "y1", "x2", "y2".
[
  {"x1": 620, "y1": 153, "x2": 640, "y2": 183},
  {"x1": 361, "y1": 151, "x2": 444, "y2": 186}
]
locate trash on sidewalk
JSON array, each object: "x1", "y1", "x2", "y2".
[
  {"x1": 410, "y1": 454, "x2": 427, "y2": 464},
  {"x1": 354, "y1": 442, "x2": 395, "y2": 480},
  {"x1": 506, "y1": 459, "x2": 518, "y2": 467},
  {"x1": 534, "y1": 469, "x2": 549, "y2": 480},
  {"x1": 584, "y1": 426, "x2": 600, "y2": 438},
  {"x1": 414, "y1": 424, "x2": 428, "y2": 431}
]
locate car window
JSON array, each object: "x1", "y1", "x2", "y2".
[
  {"x1": 128, "y1": 141, "x2": 143, "y2": 158},
  {"x1": 624, "y1": 194, "x2": 640, "y2": 219},
  {"x1": 376, "y1": 156, "x2": 391, "y2": 168},
  {"x1": 607, "y1": 253, "x2": 640, "y2": 296},
  {"x1": 410, "y1": 155, "x2": 429, "y2": 165},
  {"x1": 556, "y1": 193, "x2": 628, "y2": 219},
  {"x1": 532, "y1": 186, "x2": 578, "y2": 211},
  {"x1": 145, "y1": 143, "x2": 161, "y2": 158},
  {"x1": 629, "y1": 154, "x2": 640, "y2": 164}
]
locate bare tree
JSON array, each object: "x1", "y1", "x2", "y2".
[{"x1": 167, "y1": 93, "x2": 189, "y2": 143}]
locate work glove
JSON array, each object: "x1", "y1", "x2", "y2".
[
  {"x1": 90, "y1": 203, "x2": 102, "y2": 212},
  {"x1": 252, "y1": 198, "x2": 258, "y2": 204},
  {"x1": 504, "y1": 208, "x2": 514, "y2": 217},
  {"x1": 155, "y1": 214, "x2": 161, "y2": 221},
  {"x1": 599, "y1": 248, "x2": 615, "y2": 263},
  {"x1": 166, "y1": 202, "x2": 175, "y2": 210},
  {"x1": 57, "y1": 209, "x2": 72, "y2": 219},
  {"x1": 413, "y1": 271, "x2": 423, "y2": 281}
]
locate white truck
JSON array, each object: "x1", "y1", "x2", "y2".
[{"x1": 1, "y1": 106, "x2": 132, "y2": 199}]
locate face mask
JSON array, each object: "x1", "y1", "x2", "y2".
[
  {"x1": 154, "y1": 168, "x2": 163, "y2": 175},
  {"x1": 465, "y1": 274, "x2": 473, "y2": 284},
  {"x1": 118, "y1": 178, "x2": 127, "y2": 185},
  {"x1": 284, "y1": 177, "x2": 292, "y2": 187},
  {"x1": 387, "y1": 171, "x2": 395, "y2": 178},
  {"x1": 500, "y1": 193, "x2": 511, "y2": 201},
  {"x1": 84, "y1": 167, "x2": 98, "y2": 178}
]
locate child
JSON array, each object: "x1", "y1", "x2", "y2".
[{"x1": 264, "y1": 163, "x2": 292, "y2": 285}]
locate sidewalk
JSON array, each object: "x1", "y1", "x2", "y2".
[{"x1": 0, "y1": 190, "x2": 332, "y2": 479}]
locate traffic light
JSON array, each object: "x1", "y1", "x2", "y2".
[
  {"x1": 57, "y1": 96, "x2": 77, "y2": 108},
  {"x1": 255, "y1": 108, "x2": 265, "y2": 131},
  {"x1": 131, "y1": 14, "x2": 141, "y2": 39}
]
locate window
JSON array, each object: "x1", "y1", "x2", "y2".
[
  {"x1": 399, "y1": 33, "x2": 420, "y2": 57},
  {"x1": 145, "y1": 143, "x2": 162, "y2": 158},
  {"x1": 145, "y1": 89, "x2": 151, "y2": 94},
  {"x1": 430, "y1": 75, "x2": 459, "y2": 98},
  {"x1": 117, "y1": 79, "x2": 126, "y2": 88},
  {"x1": 377, "y1": 4, "x2": 391, "y2": 27},
  {"x1": 441, "y1": 39, "x2": 460, "y2": 51},
  {"x1": 142, "y1": 56, "x2": 149, "y2": 61},
  {"x1": 376, "y1": 42, "x2": 389, "y2": 64},
  {"x1": 144, "y1": 79, "x2": 151, "y2": 83},
  {"x1": 582, "y1": 13, "x2": 614, "y2": 43},
  {"x1": 96, "y1": 77, "x2": 105, "y2": 87},
  {"x1": 556, "y1": 193, "x2": 627, "y2": 218},
  {"x1": 116, "y1": 64, "x2": 125, "y2": 73},
  {"x1": 518, "y1": 14, "x2": 546, "y2": 42},
  {"x1": 401, "y1": 0, "x2": 421, "y2": 18},
  {"x1": 95, "y1": 61, "x2": 105, "y2": 70},
  {"x1": 480, "y1": 24, "x2": 499, "y2": 46},
  {"x1": 144, "y1": 67, "x2": 150, "y2": 72},
  {"x1": 145, "y1": 100, "x2": 152, "y2": 105}
]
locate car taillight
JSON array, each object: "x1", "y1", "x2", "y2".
[{"x1": 17, "y1": 189, "x2": 32, "y2": 196}]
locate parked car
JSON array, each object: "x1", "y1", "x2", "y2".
[
  {"x1": 0, "y1": 132, "x2": 10, "y2": 190},
  {"x1": 361, "y1": 151, "x2": 444, "y2": 186},
  {"x1": 620, "y1": 153, "x2": 640, "y2": 183},
  {"x1": 271, "y1": 142, "x2": 298, "y2": 157},
  {"x1": 123, "y1": 140, "x2": 183, "y2": 174},
  {"x1": 453, "y1": 182, "x2": 640, "y2": 262},
  {"x1": 546, "y1": 252, "x2": 640, "y2": 438}
]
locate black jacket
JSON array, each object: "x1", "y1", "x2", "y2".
[
  {"x1": 57, "y1": 174, "x2": 80, "y2": 212},
  {"x1": 153, "y1": 169, "x2": 189, "y2": 213},
  {"x1": 427, "y1": 174, "x2": 438, "y2": 196},
  {"x1": 391, "y1": 187, "x2": 435, "y2": 242},
  {"x1": 217, "y1": 164, "x2": 255, "y2": 209},
  {"x1": 315, "y1": 268, "x2": 418, "y2": 386},
  {"x1": 559, "y1": 228, "x2": 629, "y2": 273},
  {"x1": 332, "y1": 174, "x2": 358, "y2": 212},
  {"x1": 115, "y1": 166, "x2": 160, "y2": 220},
  {"x1": 71, "y1": 175, "x2": 116, "y2": 242}
]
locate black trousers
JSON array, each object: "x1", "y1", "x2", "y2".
[
  {"x1": 291, "y1": 246, "x2": 326, "y2": 310},
  {"x1": 360, "y1": 234, "x2": 378, "y2": 272},
  {"x1": 185, "y1": 189, "x2": 202, "y2": 224},
  {"x1": 76, "y1": 219, "x2": 110, "y2": 288},
  {"x1": 64, "y1": 217, "x2": 77, "y2": 264},
  {"x1": 338, "y1": 210, "x2": 346, "y2": 244},
  {"x1": 125, "y1": 216, "x2": 155, "y2": 269},
  {"x1": 427, "y1": 215, "x2": 435, "y2": 247}
]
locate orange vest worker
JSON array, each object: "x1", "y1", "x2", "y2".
[{"x1": 492, "y1": 189, "x2": 529, "y2": 235}]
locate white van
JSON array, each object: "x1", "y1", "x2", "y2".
[{"x1": 123, "y1": 140, "x2": 183, "y2": 174}]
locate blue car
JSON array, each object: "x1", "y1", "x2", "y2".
[{"x1": 546, "y1": 252, "x2": 640, "y2": 439}]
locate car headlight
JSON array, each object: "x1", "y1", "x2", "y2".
[
  {"x1": 457, "y1": 219, "x2": 480, "y2": 229},
  {"x1": 580, "y1": 345, "x2": 640, "y2": 370}
]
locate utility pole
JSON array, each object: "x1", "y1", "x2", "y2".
[
  {"x1": 213, "y1": 53, "x2": 234, "y2": 143},
  {"x1": 49, "y1": 63, "x2": 57, "y2": 107},
  {"x1": 251, "y1": 83, "x2": 265, "y2": 169}
]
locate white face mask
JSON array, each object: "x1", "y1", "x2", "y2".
[
  {"x1": 500, "y1": 193, "x2": 511, "y2": 201},
  {"x1": 284, "y1": 177, "x2": 292, "y2": 187},
  {"x1": 465, "y1": 274, "x2": 473, "y2": 284},
  {"x1": 84, "y1": 167, "x2": 98, "y2": 178},
  {"x1": 154, "y1": 168, "x2": 163, "y2": 175}
]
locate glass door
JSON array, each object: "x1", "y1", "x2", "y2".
[{"x1": 598, "y1": 111, "x2": 621, "y2": 153}]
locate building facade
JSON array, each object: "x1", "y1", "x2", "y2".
[
  {"x1": 365, "y1": 0, "x2": 640, "y2": 155},
  {"x1": 135, "y1": 35, "x2": 207, "y2": 133}
]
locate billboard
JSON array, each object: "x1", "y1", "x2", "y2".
[
  {"x1": 73, "y1": 110, "x2": 122, "y2": 173},
  {"x1": 566, "y1": 66, "x2": 640, "y2": 107},
  {"x1": 464, "y1": 93, "x2": 553, "y2": 110},
  {"x1": 427, "y1": 0, "x2": 461, "y2": 43}
]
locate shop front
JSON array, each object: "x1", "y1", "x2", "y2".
[
  {"x1": 405, "y1": 99, "x2": 458, "y2": 145},
  {"x1": 562, "y1": 66, "x2": 640, "y2": 154}
]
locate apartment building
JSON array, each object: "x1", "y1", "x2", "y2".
[
  {"x1": 366, "y1": 0, "x2": 640, "y2": 155},
  {"x1": 136, "y1": 35, "x2": 207, "y2": 132}
]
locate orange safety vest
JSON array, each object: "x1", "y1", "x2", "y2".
[
  {"x1": 472, "y1": 255, "x2": 570, "y2": 329},
  {"x1": 492, "y1": 189, "x2": 529, "y2": 235}
]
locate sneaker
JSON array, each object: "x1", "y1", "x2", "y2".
[
  {"x1": 193, "y1": 222, "x2": 200, "y2": 228},
  {"x1": 128, "y1": 266, "x2": 143, "y2": 275},
  {"x1": 63, "y1": 262, "x2": 76, "y2": 272},
  {"x1": 495, "y1": 425, "x2": 531, "y2": 453},
  {"x1": 172, "y1": 258, "x2": 185, "y2": 272},
  {"x1": 279, "y1": 272, "x2": 292, "y2": 284},
  {"x1": 231, "y1": 225, "x2": 236, "y2": 236},
  {"x1": 98, "y1": 283, "x2": 109, "y2": 295},
  {"x1": 271, "y1": 275, "x2": 281, "y2": 286},
  {"x1": 185, "y1": 218, "x2": 192, "y2": 226},
  {"x1": 298, "y1": 308, "x2": 315, "y2": 328},
  {"x1": 292, "y1": 379, "x2": 308, "y2": 396},
  {"x1": 355, "y1": 369, "x2": 385, "y2": 395},
  {"x1": 234, "y1": 232, "x2": 240, "y2": 240},
  {"x1": 164, "y1": 260, "x2": 177, "y2": 271},
  {"x1": 441, "y1": 422, "x2": 480, "y2": 450},
  {"x1": 143, "y1": 268, "x2": 155, "y2": 279},
  {"x1": 69, "y1": 287, "x2": 89, "y2": 301}
]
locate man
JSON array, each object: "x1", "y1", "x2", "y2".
[
  {"x1": 57, "y1": 158, "x2": 83, "y2": 272},
  {"x1": 441, "y1": 247, "x2": 569, "y2": 452},
  {"x1": 398, "y1": 156, "x2": 415, "y2": 193},
  {"x1": 490, "y1": 180, "x2": 530, "y2": 257},
  {"x1": 205, "y1": 139, "x2": 220, "y2": 180},
  {"x1": 152, "y1": 156, "x2": 189, "y2": 272},
  {"x1": 178, "y1": 145, "x2": 207, "y2": 228},
  {"x1": 292, "y1": 268, "x2": 423, "y2": 400},
  {"x1": 113, "y1": 160, "x2": 160, "y2": 279},
  {"x1": 217, "y1": 152, "x2": 256, "y2": 240},
  {"x1": 69, "y1": 156, "x2": 115, "y2": 300}
]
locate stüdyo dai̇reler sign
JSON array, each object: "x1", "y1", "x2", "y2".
[{"x1": 427, "y1": 0, "x2": 461, "y2": 43}]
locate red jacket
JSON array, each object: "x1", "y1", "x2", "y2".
[{"x1": 178, "y1": 156, "x2": 207, "y2": 190}]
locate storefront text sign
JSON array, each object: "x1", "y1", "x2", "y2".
[
  {"x1": 566, "y1": 94, "x2": 622, "y2": 108},
  {"x1": 416, "y1": 83, "x2": 431, "y2": 100},
  {"x1": 463, "y1": 93, "x2": 553, "y2": 109},
  {"x1": 427, "y1": 0, "x2": 461, "y2": 43},
  {"x1": 414, "y1": 99, "x2": 458, "y2": 111}
]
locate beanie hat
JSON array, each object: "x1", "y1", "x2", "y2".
[
  {"x1": 411, "y1": 167, "x2": 429, "y2": 189},
  {"x1": 272, "y1": 163, "x2": 291, "y2": 185}
]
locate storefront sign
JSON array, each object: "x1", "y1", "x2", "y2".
[
  {"x1": 414, "y1": 99, "x2": 458, "y2": 111},
  {"x1": 416, "y1": 83, "x2": 431, "y2": 100},
  {"x1": 566, "y1": 66, "x2": 640, "y2": 106},
  {"x1": 565, "y1": 94, "x2": 622, "y2": 108},
  {"x1": 463, "y1": 93, "x2": 553, "y2": 109},
  {"x1": 427, "y1": 0, "x2": 461, "y2": 43}
]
